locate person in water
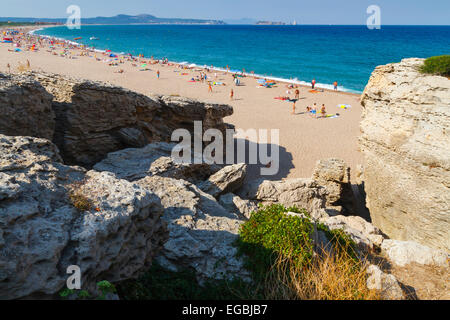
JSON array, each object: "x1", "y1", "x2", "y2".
[{"x1": 334, "y1": 81, "x2": 338, "y2": 91}]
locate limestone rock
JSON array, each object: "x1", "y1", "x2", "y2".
[
  {"x1": 320, "y1": 215, "x2": 384, "y2": 252},
  {"x1": 136, "y1": 175, "x2": 250, "y2": 282},
  {"x1": 23, "y1": 72, "x2": 233, "y2": 167},
  {"x1": 0, "y1": 134, "x2": 165, "y2": 299},
  {"x1": 199, "y1": 164, "x2": 247, "y2": 198},
  {"x1": 366, "y1": 265, "x2": 404, "y2": 300},
  {"x1": 238, "y1": 178, "x2": 328, "y2": 220},
  {"x1": 381, "y1": 239, "x2": 449, "y2": 267},
  {"x1": 312, "y1": 158, "x2": 355, "y2": 214},
  {"x1": 94, "y1": 142, "x2": 220, "y2": 183},
  {"x1": 219, "y1": 193, "x2": 258, "y2": 219},
  {"x1": 0, "y1": 73, "x2": 55, "y2": 140},
  {"x1": 360, "y1": 58, "x2": 450, "y2": 251}
]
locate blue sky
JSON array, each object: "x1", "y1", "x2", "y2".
[{"x1": 1, "y1": 0, "x2": 449, "y2": 25}]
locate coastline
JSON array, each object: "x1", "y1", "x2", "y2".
[
  {"x1": 33, "y1": 24, "x2": 363, "y2": 95},
  {"x1": 0, "y1": 24, "x2": 365, "y2": 180}
]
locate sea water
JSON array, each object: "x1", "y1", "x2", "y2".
[{"x1": 36, "y1": 25, "x2": 450, "y2": 93}]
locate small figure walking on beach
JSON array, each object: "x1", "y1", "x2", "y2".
[
  {"x1": 292, "y1": 101, "x2": 296, "y2": 114},
  {"x1": 334, "y1": 81, "x2": 338, "y2": 91},
  {"x1": 230, "y1": 89, "x2": 234, "y2": 100},
  {"x1": 208, "y1": 83, "x2": 213, "y2": 93},
  {"x1": 6, "y1": 63, "x2": 11, "y2": 74},
  {"x1": 156, "y1": 70, "x2": 160, "y2": 79},
  {"x1": 295, "y1": 89, "x2": 300, "y2": 99},
  {"x1": 311, "y1": 78, "x2": 316, "y2": 89}
]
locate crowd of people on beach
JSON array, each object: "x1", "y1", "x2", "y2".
[{"x1": 2, "y1": 27, "x2": 346, "y2": 120}]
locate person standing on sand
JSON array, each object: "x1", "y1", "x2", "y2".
[
  {"x1": 334, "y1": 81, "x2": 338, "y2": 91},
  {"x1": 208, "y1": 83, "x2": 213, "y2": 93},
  {"x1": 230, "y1": 89, "x2": 234, "y2": 100},
  {"x1": 295, "y1": 89, "x2": 300, "y2": 99},
  {"x1": 312, "y1": 79, "x2": 316, "y2": 89},
  {"x1": 321, "y1": 104, "x2": 327, "y2": 118},
  {"x1": 157, "y1": 70, "x2": 160, "y2": 80}
]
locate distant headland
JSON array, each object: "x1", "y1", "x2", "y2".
[{"x1": 0, "y1": 14, "x2": 226, "y2": 25}]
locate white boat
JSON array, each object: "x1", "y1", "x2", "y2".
[{"x1": 90, "y1": 37, "x2": 99, "y2": 40}]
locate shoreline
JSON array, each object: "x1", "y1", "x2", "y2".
[
  {"x1": 0, "y1": 25, "x2": 365, "y2": 180},
  {"x1": 32, "y1": 24, "x2": 362, "y2": 95}
]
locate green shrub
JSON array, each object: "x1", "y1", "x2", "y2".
[
  {"x1": 97, "y1": 280, "x2": 117, "y2": 300},
  {"x1": 118, "y1": 204, "x2": 378, "y2": 300},
  {"x1": 419, "y1": 55, "x2": 450, "y2": 77},
  {"x1": 235, "y1": 204, "x2": 314, "y2": 282}
]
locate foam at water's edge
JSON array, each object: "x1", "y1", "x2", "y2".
[{"x1": 34, "y1": 26, "x2": 361, "y2": 94}]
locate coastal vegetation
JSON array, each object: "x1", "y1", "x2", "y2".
[
  {"x1": 68, "y1": 180, "x2": 93, "y2": 212},
  {"x1": 0, "y1": 22, "x2": 37, "y2": 27},
  {"x1": 420, "y1": 55, "x2": 450, "y2": 77},
  {"x1": 117, "y1": 204, "x2": 380, "y2": 300}
]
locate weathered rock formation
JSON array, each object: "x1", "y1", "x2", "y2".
[
  {"x1": 0, "y1": 135, "x2": 165, "y2": 299},
  {"x1": 0, "y1": 72, "x2": 233, "y2": 167},
  {"x1": 0, "y1": 73, "x2": 55, "y2": 140},
  {"x1": 238, "y1": 178, "x2": 328, "y2": 219},
  {"x1": 366, "y1": 265, "x2": 404, "y2": 300},
  {"x1": 312, "y1": 158, "x2": 355, "y2": 214},
  {"x1": 320, "y1": 215, "x2": 384, "y2": 252},
  {"x1": 381, "y1": 239, "x2": 448, "y2": 267},
  {"x1": 219, "y1": 193, "x2": 258, "y2": 220},
  {"x1": 360, "y1": 58, "x2": 450, "y2": 252},
  {"x1": 199, "y1": 163, "x2": 247, "y2": 198},
  {"x1": 93, "y1": 142, "x2": 220, "y2": 183},
  {"x1": 135, "y1": 175, "x2": 250, "y2": 282}
]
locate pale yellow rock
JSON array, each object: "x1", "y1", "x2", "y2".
[{"x1": 360, "y1": 58, "x2": 450, "y2": 252}]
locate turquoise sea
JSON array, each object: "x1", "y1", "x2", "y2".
[{"x1": 36, "y1": 25, "x2": 450, "y2": 93}]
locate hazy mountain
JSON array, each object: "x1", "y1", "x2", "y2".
[
  {"x1": 223, "y1": 18, "x2": 257, "y2": 25},
  {"x1": 0, "y1": 14, "x2": 225, "y2": 25}
]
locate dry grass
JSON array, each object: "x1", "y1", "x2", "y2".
[
  {"x1": 17, "y1": 62, "x2": 30, "y2": 73},
  {"x1": 67, "y1": 180, "x2": 93, "y2": 212},
  {"x1": 262, "y1": 245, "x2": 381, "y2": 300}
]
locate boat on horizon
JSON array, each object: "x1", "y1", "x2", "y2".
[{"x1": 90, "y1": 37, "x2": 99, "y2": 40}]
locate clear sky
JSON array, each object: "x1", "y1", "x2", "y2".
[{"x1": 1, "y1": 0, "x2": 449, "y2": 25}]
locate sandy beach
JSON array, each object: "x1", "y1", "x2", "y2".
[{"x1": 0, "y1": 26, "x2": 364, "y2": 180}]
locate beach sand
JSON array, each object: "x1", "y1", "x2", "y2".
[{"x1": 0, "y1": 26, "x2": 365, "y2": 181}]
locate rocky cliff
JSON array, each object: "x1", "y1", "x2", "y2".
[
  {"x1": 0, "y1": 135, "x2": 166, "y2": 299},
  {"x1": 360, "y1": 58, "x2": 450, "y2": 252},
  {"x1": 0, "y1": 72, "x2": 233, "y2": 167},
  {"x1": 0, "y1": 73, "x2": 55, "y2": 140}
]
